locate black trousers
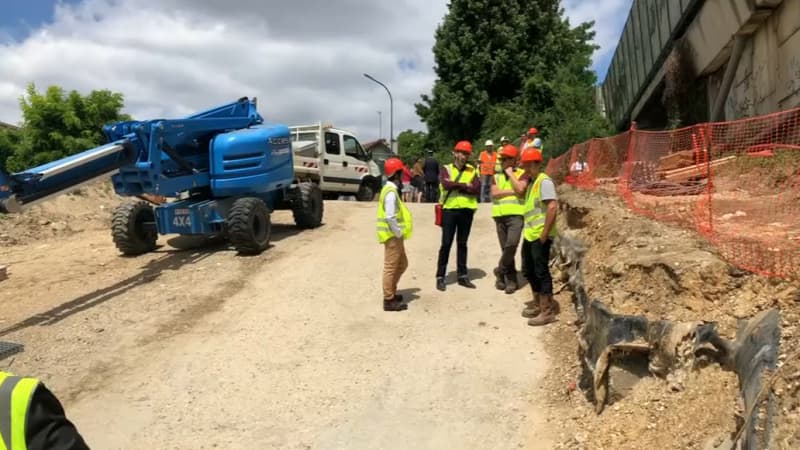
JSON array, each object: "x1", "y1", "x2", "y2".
[
  {"x1": 424, "y1": 182, "x2": 440, "y2": 203},
  {"x1": 521, "y1": 238, "x2": 553, "y2": 295},
  {"x1": 436, "y1": 208, "x2": 475, "y2": 278}
]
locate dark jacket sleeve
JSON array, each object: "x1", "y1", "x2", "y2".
[{"x1": 26, "y1": 384, "x2": 91, "y2": 450}]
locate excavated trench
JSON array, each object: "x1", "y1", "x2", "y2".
[{"x1": 548, "y1": 188, "x2": 792, "y2": 450}]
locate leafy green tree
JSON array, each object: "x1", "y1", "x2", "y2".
[
  {"x1": 525, "y1": 54, "x2": 613, "y2": 160},
  {"x1": 417, "y1": 0, "x2": 612, "y2": 159},
  {"x1": 396, "y1": 129, "x2": 429, "y2": 165},
  {"x1": 0, "y1": 127, "x2": 21, "y2": 172},
  {"x1": 4, "y1": 83, "x2": 131, "y2": 172}
]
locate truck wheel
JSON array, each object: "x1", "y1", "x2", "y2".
[
  {"x1": 292, "y1": 182, "x2": 323, "y2": 229},
  {"x1": 357, "y1": 183, "x2": 375, "y2": 202},
  {"x1": 111, "y1": 201, "x2": 158, "y2": 256},
  {"x1": 227, "y1": 197, "x2": 271, "y2": 255}
]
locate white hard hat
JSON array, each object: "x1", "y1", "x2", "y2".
[
  {"x1": 485, "y1": 140, "x2": 494, "y2": 146},
  {"x1": 500, "y1": 136, "x2": 510, "y2": 142},
  {"x1": 533, "y1": 138, "x2": 542, "y2": 149}
]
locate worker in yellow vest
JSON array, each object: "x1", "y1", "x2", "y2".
[
  {"x1": 377, "y1": 157, "x2": 413, "y2": 312},
  {"x1": 436, "y1": 140, "x2": 480, "y2": 291},
  {"x1": 490, "y1": 144, "x2": 528, "y2": 294},
  {"x1": 0, "y1": 371, "x2": 89, "y2": 449},
  {"x1": 518, "y1": 148, "x2": 559, "y2": 326}
]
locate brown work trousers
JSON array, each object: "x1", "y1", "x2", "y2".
[{"x1": 383, "y1": 237, "x2": 409, "y2": 300}]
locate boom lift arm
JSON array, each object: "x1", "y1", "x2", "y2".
[
  {"x1": 0, "y1": 97, "x2": 324, "y2": 257},
  {"x1": 1, "y1": 97, "x2": 263, "y2": 213}
]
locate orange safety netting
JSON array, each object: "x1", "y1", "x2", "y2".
[{"x1": 545, "y1": 107, "x2": 800, "y2": 280}]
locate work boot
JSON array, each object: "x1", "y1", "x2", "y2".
[
  {"x1": 436, "y1": 277, "x2": 446, "y2": 292},
  {"x1": 528, "y1": 296, "x2": 557, "y2": 326},
  {"x1": 493, "y1": 267, "x2": 506, "y2": 291},
  {"x1": 384, "y1": 299, "x2": 408, "y2": 312},
  {"x1": 522, "y1": 293, "x2": 541, "y2": 318},
  {"x1": 394, "y1": 294, "x2": 404, "y2": 303},
  {"x1": 458, "y1": 277, "x2": 476, "y2": 289},
  {"x1": 504, "y1": 274, "x2": 517, "y2": 294}
]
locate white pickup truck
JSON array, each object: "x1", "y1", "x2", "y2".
[{"x1": 289, "y1": 123, "x2": 383, "y2": 201}]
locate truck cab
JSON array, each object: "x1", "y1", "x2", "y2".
[{"x1": 290, "y1": 123, "x2": 382, "y2": 201}]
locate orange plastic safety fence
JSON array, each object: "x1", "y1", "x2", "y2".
[
  {"x1": 554, "y1": 106, "x2": 800, "y2": 280},
  {"x1": 703, "y1": 108, "x2": 800, "y2": 279},
  {"x1": 618, "y1": 124, "x2": 711, "y2": 230}
]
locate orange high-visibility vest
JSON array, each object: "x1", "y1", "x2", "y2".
[{"x1": 479, "y1": 151, "x2": 497, "y2": 176}]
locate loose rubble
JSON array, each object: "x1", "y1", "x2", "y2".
[{"x1": 542, "y1": 187, "x2": 798, "y2": 449}]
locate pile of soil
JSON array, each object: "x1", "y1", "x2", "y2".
[
  {"x1": 542, "y1": 186, "x2": 799, "y2": 449},
  {"x1": 0, "y1": 181, "x2": 123, "y2": 247}
]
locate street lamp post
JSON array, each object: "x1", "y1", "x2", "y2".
[
  {"x1": 363, "y1": 73, "x2": 394, "y2": 154},
  {"x1": 377, "y1": 110, "x2": 382, "y2": 141}
]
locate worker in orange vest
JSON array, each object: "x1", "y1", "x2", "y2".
[{"x1": 478, "y1": 140, "x2": 497, "y2": 203}]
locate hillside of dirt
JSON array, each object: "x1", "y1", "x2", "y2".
[
  {"x1": 542, "y1": 186, "x2": 799, "y2": 449},
  {"x1": 0, "y1": 181, "x2": 123, "y2": 247}
]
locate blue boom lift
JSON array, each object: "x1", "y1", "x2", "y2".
[{"x1": 0, "y1": 97, "x2": 323, "y2": 255}]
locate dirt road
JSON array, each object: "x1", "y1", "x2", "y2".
[{"x1": 0, "y1": 201, "x2": 553, "y2": 449}]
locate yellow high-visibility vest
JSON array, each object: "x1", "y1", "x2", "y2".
[
  {"x1": 0, "y1": 371, "x2": 40, "y2": 450},
  {"x1": 439, "y1": 164, "x2": 478, "y2": 210},
  {"x1": 523, "y1": 173, "x2": 558, "y2": 242},
  {"x1": 491, "y1": 168, "x2": 526, "y2": 218},
  {"x1": 376, "y1": 184, "x2": 413, "y2": 243}
]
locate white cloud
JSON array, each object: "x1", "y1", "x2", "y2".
[{"x1": 0, "y1": 0, "x2": 627, "y2": 141}]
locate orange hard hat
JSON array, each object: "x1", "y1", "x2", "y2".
[
  {"x1": 454, "y1": 140, "x2": 473, "y2": 153},
  {"x1": 384, "y1": 157, "x2": 406, "y2": 177},
  {"x1": 499, "y1": 144, "x2": 519, "y2": 159},
  {"x1": 528, "y1": 127, "x2": 538, "y2": 135},
  {"x1": 520, "y1": 148, "x2": 543, "y2": 163}
]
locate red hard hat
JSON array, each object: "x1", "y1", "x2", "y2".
[
  {"x1": 499, "y1": 144, "x2": 519, "y2": 159},
  {"x1": 454, "y1": 140, "x2": 473, "y2": 154},
  {"x1": 384, "y1": 157, "x2": 406, "y2": 177},
  {"x1": 528, "y1": 127, "x2": 538, "y2": 135},
  {"x1": 520, "y1": 148, "x2": 543, "y2": 163}
]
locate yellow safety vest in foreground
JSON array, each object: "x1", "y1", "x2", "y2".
[
  {"x1": 0, "y1": 371, "x2": 40, "y2": 450},
  {"x1": 439, "y1": 164, "x2": 478, "y2": 210},
  {"x1": 491, "y1": 169, "x2": 526, "y2": 218},
  {"x1": 376, "y1": 185, "x2": 413, "y2": 243},
  {"x1": 523, "y1": 173, "x2": 558, "y2": 242}
]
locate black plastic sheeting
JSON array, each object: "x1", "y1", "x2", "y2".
[
  {"x1": 552, "y1": 232, "x2": 782, "y2": 449},
  {"x1": 0, "y1": 341, "x2": 23, "y2": 361}
]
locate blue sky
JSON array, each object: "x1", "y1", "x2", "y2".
[
  {"x1": 0, "y1": 0, "x2": 633, "y2": 138},
  {"x1": 0, "y1": 0, "x2": 77, "y2": 42}
]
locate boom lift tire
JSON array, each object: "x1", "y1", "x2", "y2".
[
  {"x1": 291, "y1": 182, "x2": 323, "y2": 229},
  {"x1": 227, "y1": 197, "x2": 271, "y2": 254},
  {"x1": 356, "y1": 182, "x2": 375, "y2": 202},
  {"x1": 111, "y1": 200, "x2": 158, "y2": 256}
]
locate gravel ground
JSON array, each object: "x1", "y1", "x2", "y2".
[{"x1": 0, "y1": 200, "x2": 554, "y2": 449}]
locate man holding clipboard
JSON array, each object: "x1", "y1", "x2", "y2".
[{"x1": 435, "y1": 140, "x2": 481, "y2": 292}]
